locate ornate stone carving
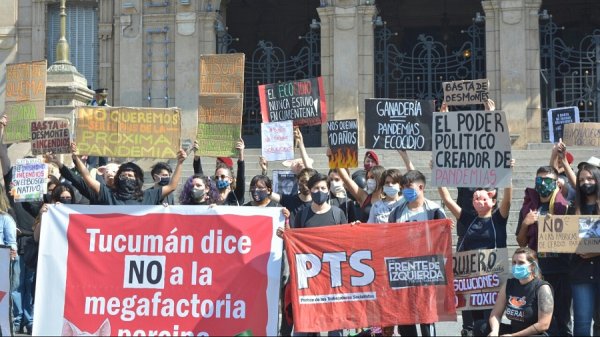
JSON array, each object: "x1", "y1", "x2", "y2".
[{"x1": 176, "y1": 12, "x2": 196, "y2": 36}]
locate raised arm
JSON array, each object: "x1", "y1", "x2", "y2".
[
  {"x1": 499, "y1": 159, "x2": 515, "y2": 219},
  {"x1": 192, "y1": 140, "x2": 203, "y2": 175},
  {"x1": 398, "y1": 150, "x2": 414, "y2": 172},
  {"x1": 437, "y1": 187, "x2": 462, "y2": 219},
  {"x1": 0, "y1": 115, "x2": 12, "y2": 175},
  {"x1": 71, "y1": 142, "x2": 101, "y2": 195},
  {"x1": 337, "y1": 162, "x2": 368, "y2": 205},
  {"x1": 557, "y1": 139, "x2": 576, "y2": 187},
  {"x1": 161, "y1": 149, "x2": 187, "y2": 198},
  {"x1": 294, "y1": 127, "x2": 313, "y2": 169}
]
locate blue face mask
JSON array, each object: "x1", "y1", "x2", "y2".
[
  {"x1": 403, "y1": 187, "x2": 418, "y2": 202},
  {"x1": 216, "y1": 179, "x2": 230, "y2": 190},
  {"x1": 511, "y1": 264, "x2": 531, "y2": 280}
]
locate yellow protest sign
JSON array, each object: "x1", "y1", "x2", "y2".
[{"x1": 74, "y1": 107, "x2": 181, "y2": 158}]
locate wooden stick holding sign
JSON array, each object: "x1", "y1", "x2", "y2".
[
  {"x1": 443, "y1": 79, "x2": 489, "y2": 106},
  {"x1": 432, "y1": 110, "x2": 512, "y2": 188},
  {"x1": 562, "y1": 122, "x2": 600, "y2": 147},
  {"x1": 538, "y1": 215, "x2": 600, "y2": 254}
]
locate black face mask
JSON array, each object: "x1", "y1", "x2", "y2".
[
  {"x1": 581, "y1": 183, "x2": 597, "y2": 196},
  {"x1": 59, "y1": 197, "x2": 72, "y2": 204},
  {"x1": 311, "y1": 191, "x2": 329, "y2": 205},
  {"x1": 116, "y1": 178, "x2": 138, "y2": 199}
]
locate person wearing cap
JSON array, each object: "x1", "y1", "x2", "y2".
[
  {"x1": 88, "y1": 88, "x2": 109, "y2": 107},
  {"x1": 87, "y1": 88, "x2": 109, "y2": 168}
]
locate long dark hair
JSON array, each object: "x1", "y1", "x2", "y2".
[
  {"x1": 574, "y1": 163, "x2": 600, "y2": 215},
  {"x1": 51, "y1": 183, "x2": 76, "y2": 203}
]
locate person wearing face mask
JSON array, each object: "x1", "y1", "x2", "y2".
[
  {"x1": 179, "y1": 174, "x2": 210, "y2": 205},
  {"x1": 244, "y1": 175, "x2": 280, "y2": 207},
  {"x1": 270, "y1": 168, "x2": 317, "y2": 225},
  {"x1": 209, "y1": 139, "x2": 246, "y2": 206},
  {"x1": 328, "y1": 169, "x2": 357, "y2": 222},
  {"x1": 514, "y1": 165, "x2": 572, "y2": 336},
  {"x1": 567, "y1": 163, "x2": 600, "y2": 337},
  {"x1": 149, "y1": 162, "x2": 175, "y2": 205},
  {"x1": 338, "y1": 165, "x2": 385, "y2": 223},
  {"x1": 69, "y1": 142, "x2": 187, "y2": 205},
  {"x1": 473, "y1": 247, "x2": 553, "y2": 336},
  {"x1": 293, "y1": 173, "x2": 347, "y2": 229},
  {"x1": 439, "y1": 170, "x2": 513, "y2": 336},
  {"x1": 388, "y1": 170, "x2": 445, "y2": 337},
  {"x1": 367, "y1": 169, "x2": 403, "y2": 224}
]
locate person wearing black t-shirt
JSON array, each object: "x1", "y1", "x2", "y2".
[{"x1": 474, "y1": 247, "x2": 553, "y2": 336}]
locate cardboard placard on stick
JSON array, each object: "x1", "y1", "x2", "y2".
[
  {"x1": 74, "y1": 107, "x2": 181, "y2": 158},
  {"x1": 453, "y1": 248, "x2": 509, "y2": 311},
  {"x1": 261, "y1": 121, "x2": 294, "y2": 162},
  {"x1": 197, "y1": 54, "x2": 245, "y2": 157},
  {"x1": 327, "y1": 119, "x2": 358, "y2": 168},
  {"x1": 10, "y1": 158, "x2": 47, "y2": 202},
  {"x1": 4, "y1": 60, "x2": 47, "y2": 143},
  {"x1": 562, "y1": 122, "x2": 600, "y2": 147},
  {"x1": 538, "y1": 215, "x2": 600, "y2": 254},
  {"x1": 442, "y1": 79, "x2": 489, "y2": 106},
  {"x1": 432, "y1": 110, "x2": 512, "y2": 188},
  {"x1": 547, "y1": 106, "x2": 579, "y2": 143},
  {"x1": 258, "y1": 77, "x2": 327, "y2": 126},
  {"x1": 365, "y1": 99, "x2": 434, "y2": 151},
  {"x1": 31, "y1": 119, "x2": 71, "y2": 155}
]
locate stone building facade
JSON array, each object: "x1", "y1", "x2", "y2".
[{"x1": 0, "y1": 0, "x2": 598, "y2": 149}]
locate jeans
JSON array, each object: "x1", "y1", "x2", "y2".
[
  {"x1": 544, "y1": 273, "x2": 572, "y2": 336},
  {"x1": 10, "y1": 257, "x2": 34, "y2": 332},
  {"x1": 571, "y1": 282, "x2": 600, "y2": 336}
]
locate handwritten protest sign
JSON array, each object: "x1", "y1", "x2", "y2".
[
  {"x1": 365, "y1": 99, "x2": 434, "y2": 151},
  {"x1": 35, "y1": 205, "x2": 283, "y2": 336},
  {"x1": 197, "y1": 54, "x2": 244, "y2": 157},
  {"x1": 432, "y1": 110, "x2": 512, "y2": 188},
  {"x1": 327, "y1": 119, "x2": 358, "y2": 168},
  {"x1": 453, "y1": 248, "x2": 509, "y2": 311},
  {"x1": 548, "y1": 107, "x2": 579, "y2": 143},
  {"x1": 0, "y1": 246, "x2": 10, "y2": 337},
  {"x1": 261, "y1": 121, "x2": 294, "y2": 161},
  {"x1": 443, "y1": 79, "x2": 489, "y2": 106},
  {"x1": 538, "y1": 215, "x2": 600, "y2": 254},
  {"x1": 273, "y1": 170, "x2": 297, "y2": 196},
  {"x1": 11, "y1": 158, "x2": 47, "y2": 202},
  {"x1": 74, "y1": 107, "x2": 181, "y2": 158},
  {"x1": 562, "y1": 122, "x2": 600, "y2": 147},
  {"x1": 4, "y1": 60, "x2": 47, "y2": 143},
  {"x1": 31, "y1": 119, "x2": 71, "y2": 155},
  {"x1": 258, "y1": 77, "x2": 327, "y2": 126}
]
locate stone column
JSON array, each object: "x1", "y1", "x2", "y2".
[
  {"x1": 318, "y1": 1, "x2": 376, "y2": 146},
  {"x1": 98, "y1": 0, "x2": 114, "y2": 94},
  {"x1": 483, "y1": 0, "x2": 542, "y2": 148},
  {"x1": 0, "y1": 0, "x2": 18, "y2": 111},
  {"x1": 117, "y1": 0, "x2": 143, "y2": 107}
]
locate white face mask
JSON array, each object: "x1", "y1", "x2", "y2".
[
  {"x1": 365, "y1": 179, "x2": 376, "y2": 194},
  {"x1": 383, "y1": 184, "x2": 400, "y2": 197},
  {"x1": 330, "y1": 180, "x2": 345, "y2": 194}
]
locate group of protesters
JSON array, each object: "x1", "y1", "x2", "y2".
[{"x1": 0, "y1": 96, "x2": 599, "y2": 337}]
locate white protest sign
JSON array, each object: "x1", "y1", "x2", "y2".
[
  {"x1": 432, "y1": 110, "x2": 512, "y2": 188},
  {"x1": 11, "y1": 158, "x2": 47, "y2": 202},
  {"x1": 443, "y1": 79, "x2": 489, "y2": 106},
  {"x1": 261, "y1": 121, "x2": 294, "y2": 161}
]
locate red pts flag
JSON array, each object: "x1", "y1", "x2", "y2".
[{"x1": 284, "y1": 220, "x2": 457, "y2": 332}]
